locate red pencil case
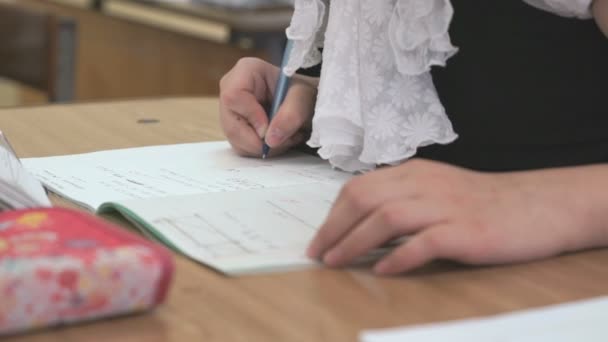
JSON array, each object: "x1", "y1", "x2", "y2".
[{"x1": 0, "y1": 207, "x2": 174, "y2": 335}]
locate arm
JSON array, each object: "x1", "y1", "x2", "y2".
[
  {"x1": 594, "y1": 0, "x2": 608, "y2": 37},
  {"x1": 307, "y1": 161, "x2": 608, "y2": 275}
]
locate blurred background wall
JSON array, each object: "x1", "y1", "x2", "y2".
[{"x1": 0, "y1": 0, "x2": 292, "y2": 107}]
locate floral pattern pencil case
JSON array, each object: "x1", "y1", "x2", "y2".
[{"x1": 0, "y1": 207, "x2": 174, "y2": 336}]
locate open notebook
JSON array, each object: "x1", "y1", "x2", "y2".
[
  {"x1": 0, "y1": 132, "x2": 51, "y2": 211},
  {"x1": 22, "y1": 141, "x2": 353, "y2": 275}
]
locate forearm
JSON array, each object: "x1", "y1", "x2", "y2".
[
  {"x1": 504, "y1": 164, "x2": 608, "y2": 250},
  {"x1": 594, "y1": 0, "x2": 608, "y2": 37}
]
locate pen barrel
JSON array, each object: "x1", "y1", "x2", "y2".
[{"x1": 268, "y1": 40, "x2": 294, "y2": 121}]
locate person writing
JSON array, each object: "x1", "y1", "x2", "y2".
[{"x1": 219, "y1": 0, "x2": 608, "y2": 275}]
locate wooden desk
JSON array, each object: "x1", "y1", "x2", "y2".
[{"x1": 2, "y1": 97, "x2": 608, "y2": 342}]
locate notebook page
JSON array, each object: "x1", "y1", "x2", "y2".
[
  {"x1": 22, "y1": 141, "x2": 353, "y2": 273},
  {"x1": 21, "y1": 141, "x2": 350, "y2": 210},
  {"x1": 104, "y1": 181, "x2": 343, "y2": 274},
  {"x1": 360, "y1": 296, "x2": 608, "y2": 342}
]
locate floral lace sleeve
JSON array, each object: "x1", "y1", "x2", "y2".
[{"x1": 285, "y1": 0, "x2": 458, "y2": 172}]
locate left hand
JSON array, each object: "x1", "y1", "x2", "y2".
[{"x1": 307, "y1": 159, "x2": 602, "y2": 275}]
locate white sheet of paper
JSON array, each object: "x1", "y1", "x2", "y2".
[
  {"x1": 0, "y1": 133, "x2": 51, "y2": 208},
  {"x1": 113, "y1": 181, "x2": 342, "y2": 274},
  {"x1": 360, "y1": 296, "x2": 608, "y2": 342},
  {"x1": 22, "y1": 141, "x2": 351, "y2": 274}
]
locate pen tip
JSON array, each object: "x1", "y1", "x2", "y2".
[{"x1": 262, "y1": 144, "x2": 270, "y2": 159}]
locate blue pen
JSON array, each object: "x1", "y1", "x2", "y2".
[{"x1": 262, "y1": 39, "x2": 294, "y2": 159}]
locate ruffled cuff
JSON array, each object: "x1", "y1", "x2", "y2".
[
  {"x1": 388, "y1": 0, "x2": 459, "y2": 76},
  {"x1": 283, "y1": 0, "x2": 328, "y2": 76},
  {"x1": 523, "y1": 0, "x2": 593, "y2": 19}
]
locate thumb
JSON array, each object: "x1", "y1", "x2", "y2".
[{"x1": 265, "y1": 82, "x2": 316, "y2": 148}]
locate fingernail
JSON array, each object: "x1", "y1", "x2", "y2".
[
  {"x1": 306, "y1": 244, "x2": 319, "y2": 259},
  {"x1": 266, "y1": 128, "x2": 285, "y2": 147},
  {"x1": 323, "y1": 249, "x2": 342, "y2": 266},
  {"x1": 254, "y1": 123, "x2": 267, "y2": 139}
]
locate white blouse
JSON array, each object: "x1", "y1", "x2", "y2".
[{"x1": 283, "y1": 0, "x2": 594, "y2": 172}]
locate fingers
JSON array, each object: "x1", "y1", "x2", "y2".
[
  {"x1": 220, "y1": 57, "x2": 280, "y2": 102},
  {"x1": 220, "y1": 106, "x2": 310, "y2": 158},
  {"x1": 219, "y1": 58, "x2": 279, "y2": 156},
  {"x1": 265, "y1": 80, "x2": 317, "y2": 148},
  {"x1": 322, "y1": 199, "x2": 446, "y2": 267},
  {"x1": 307, "y1": 166, "x2": 411, "y2": 259},
  {"x1": 373, "y1": 226, "x2": 450, "y2": 275},
  {"x1": 264, "y1": 130, "x2": 310, "y2": 157},
  {"x1": 219, "y1": 57, "x2": 318, "y2": 158},
  {"x1": 220, "y1": 89, "x2": 270, "y2": 139},
  {"x1": 220, "y1": 108, "x2": 264, "y2": 157}
]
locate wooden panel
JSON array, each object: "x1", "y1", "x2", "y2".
[
  {"x1": 112, "y1": 0, "x2": 293, "y2": 32},
  {"x1": 103, "y1": 0, "x2": 230, "y2": 43},
  {"x1": 18, "y1": 0, "x2": 267, "y2": 100},
  {"x1": 0, "y1": 2, "x2": 51, "y2": 92}
]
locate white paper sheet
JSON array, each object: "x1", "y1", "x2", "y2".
[
  {"x1": 113, "y1": 181, "x2": 341, "y2": 274},
  {"x1": 0, "y1": 132, "x2": 50, "y2": 209},
  {"x1": 360, "y1": 296, "x2": 608, "y2": 342}
]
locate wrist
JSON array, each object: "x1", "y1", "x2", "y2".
[
  {"x1": 533, "y1": 165, "x2": 608, "y2": 250},
  {"x1": 573, "y1": 165, "x2": 608, "y2": 248},
  {"x1": 499, "y1": 166, "x2": 608, "y2": 251}
]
